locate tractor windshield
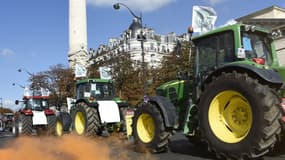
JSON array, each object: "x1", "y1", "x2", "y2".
[
  {"x1": 26, "y1": 99, "x2": 49, "y2": 110},
  {"x1": 90, "y1": 82, "x2": 114, "y2": 99},
  {"x1": 195, "y1": 31, "x2": 235, "y2": 73},
  {"x1": 241, "y1": 31, "x2": 273, "y2": 65}
]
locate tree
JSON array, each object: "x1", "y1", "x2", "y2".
[
  {"x1": 87, "y1": 41, "x2": 192, "y2": 106},
  {"x1": 29, "y1": 64, "x2": 75, "y2": 109},
  {"x1": 157, "y1": 41, "x2": 192, "y2": 83},
  {"x1": 0, "y1": 108, "x2": 13, "y2": 114}
]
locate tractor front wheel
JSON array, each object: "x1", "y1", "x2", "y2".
[
  {"x1": 72, "y1": 102, "x2": 100, "y2": 136},
  {"x1": 46, "y1": 115, "x2": 56, "y2": 136},
  {"x1": 198, "y1": 71, "x2": 282, "y2": 159},
  {"x1": 133, "y1": 103, "x2": 171, "y2": 153},
  {"x1": 20, "y1": 114, "x2": 33, "y2": 136}
]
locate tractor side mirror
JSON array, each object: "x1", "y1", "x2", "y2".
[{"x1": 15, "y1": 100, "x2": 19, "y2": 105}]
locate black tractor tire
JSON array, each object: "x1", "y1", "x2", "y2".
[
  {"x1": 72, "y1": 102, "x2": 101, "y2": 136},
  {"x1": 20, "y1": 114, "x2": 33, "y2": 136},
  {"x1": 55, "y1": 112, "x2": 72, "y2": 136},
  {"x1": 187, "y1": 131, "x2": 204, "y2": 146},
  {"x1": 46, "y1": 115, "x2": 56, "y2": 136},
  {"x1": 12, "y1": 120, "x2": 19, "y2": 137},
  {"x1": 132, "y1": 102, "x2": 171, "y2": 153},
  {"x1": 198, "y1": 71, "x2": 282, "y2": 160}
]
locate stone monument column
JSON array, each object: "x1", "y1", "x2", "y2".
[{"x1": 68, "y1": 0, "x2": 88, "y2": 69}]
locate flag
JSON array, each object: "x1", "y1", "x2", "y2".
[
  {"x1": 75, "y1": 64, "x2": 87, "y2": 78},
  {"x1": 99, "y1": 67, "x2": 112, "y2": 80},
  {"x1": 192, "y1": 5, "x2": 217, "y2": 33},
  {"x1": 23, "y1": 86, "x2": 30, "y2": 96}
]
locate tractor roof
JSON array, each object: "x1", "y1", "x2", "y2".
[
  {"x1": 76, "y1": 78, "x2": 112, "y2": 85},
  {"x1": 23, "y1": 96, "x2": 49, "y2": 100},
  {"x1": 192, "y1": 23, "x2": 269, "y2": 40}
]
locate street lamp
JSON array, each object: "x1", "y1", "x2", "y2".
[
  {"x1": 18, "y1": 68, "x2": 35, "y2": 96},
  {"x1": 12, "y1": 82, "x2": 25, "y2": 89},
  {"x1": 113, "y1": 2, "x2": 147, "y2": 96}
]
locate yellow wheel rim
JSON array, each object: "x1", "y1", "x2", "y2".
[
  {"x1": 208, "y1": 90, "x2": 252, "y2": 143},
  {"x1": 56, "y1": 120, "x2": 63, "y2": 136},
  {"x1": 75, "y1": 111, "x2": 85, "y2": 135},
  {"x1": 136, "y1": 113, "x2": 155, "y2": 143}
]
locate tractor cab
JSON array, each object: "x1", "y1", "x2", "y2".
[
  {"x1": 76, "y1": 79, "x2": 115, "y2": 102},
  {"x1": 191, "y1": 24, "x2": 285, "y2": 97},
  {"x1": 22, "y1": 96, "x2": 49, "y2": 111},
  {"x1": 192, "y1": 24, "x2": 278, "y2": 76},
  {"x1": 240, "y1": 26, "x2": 274, "y2": 65}
]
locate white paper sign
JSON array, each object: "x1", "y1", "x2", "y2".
[
  {"x1": 192, "y1": 5, "x2": 217, "y2": 33},
  {"x1": 99, "y1": 67, "x2": 111, "y2": 80},
  {"x1": 237, "y1": 48, "x2": 246, "y2": 58},
  {"x1": 75, "y1": 64, "x2": 87, "y2": 78}
]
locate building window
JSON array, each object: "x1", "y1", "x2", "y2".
[
  {"x1": 162, "y1": 46, "x2": 166, "y2": 53},
  {"x1": 150, "y1": 43, "x2": 154, "y2": 51}
]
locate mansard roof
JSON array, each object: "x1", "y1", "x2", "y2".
[{"x1": 128, "y1": 18, "x2": 142, "y2": 38}]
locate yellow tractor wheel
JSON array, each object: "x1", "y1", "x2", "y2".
[
  {"x1": 208, "y1": 90, "x2": 252, "y2": 143},
  {"x1": 198, "y1": 72, "x2": 282, "y2": 159},
  {"x1": 133, "y1": 103, "x2": 171, "y2": 153},
  {"x1": 72, "y1": 102, "x2": 100, "y2": 136}
]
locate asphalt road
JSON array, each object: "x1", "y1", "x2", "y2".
[{"x1": 0, "y1": 131, "x2": 284, "y2": 160}]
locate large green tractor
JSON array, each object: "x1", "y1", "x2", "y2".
[
  {"x1": 62, "y1": 78, "x2": 134, "y2": 137},
  {"x1": 132, "y1": 24, "x2": 285, "y2": 159}
]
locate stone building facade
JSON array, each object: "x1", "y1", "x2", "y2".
[{"x1": 89, "y1": 18, "x2": 188, "y2": 68}]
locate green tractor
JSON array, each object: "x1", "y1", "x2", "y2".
[
  {"x1": 132, "y1": 23, "x2": 285, "y2": 159},
  {"x1": 65, "y1": 78, "x2": 134, "y2": 137}
]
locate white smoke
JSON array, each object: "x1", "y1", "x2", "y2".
[{"x1": 87, "y1": 0, "x2": 175, "y2": 12}]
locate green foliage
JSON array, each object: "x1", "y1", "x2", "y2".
[
  {"x1": 0, "y1": 108, "x2": 14, "y2": 114},
  {"x1": 156, "y1": 41, "x2": 192, "y2": 84},
  {"x1": 111, "y1": 53, "x2": 143, "y2": 105}
]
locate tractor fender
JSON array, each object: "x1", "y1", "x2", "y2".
[
  {"x1": 75, "y1": 99, "x2": 98, "y2": 108},
  {"x1": 146, "y1": 96, "x2": 178, "y2": 128},
  {"x1": 204, "y1": 63, "x2": 284, "y2": 89}
]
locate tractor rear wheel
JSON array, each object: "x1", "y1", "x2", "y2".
[
  {"x1": 133, "y1": 103, "x2": 171, "y2": 153},
  {"x1": 73, "y1": 102, "x2": 100, "y2": 136},
  {"x1": 55, "y1": 112, "x2": 72, "y2": 136},
  {"x1": 47, "y1": 115, "x2": 56, "y2": 136},
  {"x1": 198, "y1": 71, "x2": 282, "y2": 159},
  {"x1": 20, "y1": 114, "x2": 33, "y2": 136}
]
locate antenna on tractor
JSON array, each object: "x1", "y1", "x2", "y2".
[{"x1": 188, "y1": 26, "x2": 195, "y2": 68}]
